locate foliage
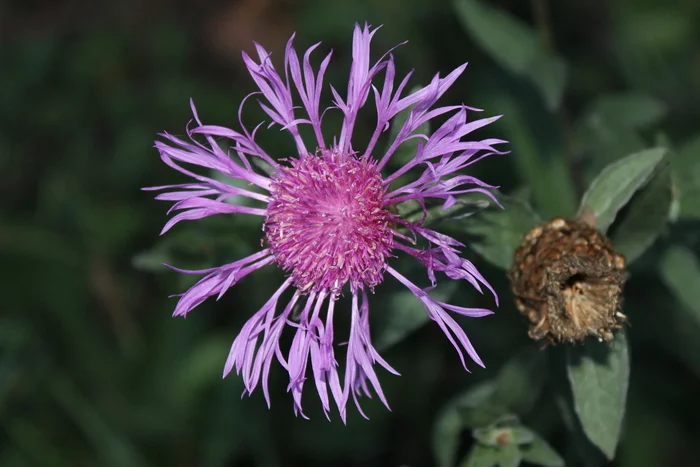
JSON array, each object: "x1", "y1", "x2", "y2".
[{"x1": 2, "y1": 0, "x2": 700, "y2": 466}]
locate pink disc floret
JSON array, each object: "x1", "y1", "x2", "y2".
[{"x1": 264, "y1": 148, "x2": 394, "y2": 294}]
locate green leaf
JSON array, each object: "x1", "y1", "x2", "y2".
[
  {"x1": 3, "y1": 419, "x2": 67, "y2": 467},
  {"x1": 434, "y1": 382, "x2": 499, "y2": 467},
  {"x1": 578, "y1": 147, "x2": 667, "y2": 232},
  {"x1": 508, "y1": 426, "x2": 536, "y2": 446},
  {"x1": 525, "y1": 53, "x2": 567, "y2": 112},
  {"x1": 551, "y1": 376, "x2": 606, "y2": 465},
  {"x1": 374, "y1": 281, "x2": 456, "y2": 351},
  {"x1": 456, "y1": 193, "x2": 541, "y2": 270},
  {"x1": 434, "y1": 401, "x2": 466, "y2": 467},
  {"x1": 486, "y1": 93, "x2": 577, "y2": 218},
  {"x1": 566, "y1": 332, "x2": 630, "y2": 460},
  {"x1": 454, "y1": 0, "x2": 538, "y2": 72},
  {"x1": 462, "y1": 444, "x2": 521, "y2": 467},
  {"x1": 574, "y1": 94, "x2": 666, "y2": 184},
  {"x1": 661, "y1": 246, "x2": 700, "y2": 327},
  {"x1": 131, "y1": 246, "x2": 172, "y2": 272},
  {"x1": 574, "y1": 129, "x2": 645, "y2": 187},
  {"x1": 492, "y1": 346, "x2": 549, "y2": 415},
  {"x1": 49, "y1": 374, "x2": 149, "y2": 467},
  {"x1": 582, "y1": 93, "x2": 667, "y2": 130},
  {"x1": 458, "y1": 404, "x2": 509, "y2": 431},
  {"x1": 453, "y1": 0, "x2": 567, "y2": 110},
  {"x1": 473, "y1": 427, "x2": 504, "y2": 447},
  {"x1": 473, "y1": 425, "x2": 534, "y2": 448},
  {"x1": 0, "y1": 350, "x2": 23, "y2": 413},
  {"x1": 609, "y1": 161, "x2": 672, "y2": 263},
  {"x1": 670, "y1": 135, "x2": 700, "y2": 220},
  {"x1": 461, "y1": 445, "x2": 501, "y2": 467},
  {"x1": 519, "y1": 432, "x2": 565, "y2": 467},
  {"x1": 173, "y1": 335, "x2": 232, "y2": 404},
  {"x1": 0, "y1": 221, "x2": 80, "y2": 266}
]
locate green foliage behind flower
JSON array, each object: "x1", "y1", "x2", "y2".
[{"x1": 2, "y1": 0, "x2": 700, "y2": 466}]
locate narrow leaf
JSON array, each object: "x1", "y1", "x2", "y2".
[
  {"x1": 661, "y1": 246, "x2": 700, "y2": 328},
  {"x1": 462, "y1": 444, "x2": 521, "y2": 467},
  {"x1": 670, "y1": 135, "x2": 700, "y2": 220},
  {"x1": 434, "y1": 382, "x2": 498, "y2": 467},
  {"x1": 474, "y1": 425, "x2": 535, "y2": 448},
  {"x1": 492, "y1": 346, "x2": 549, "y2": 415},
  {"x1": 49, "y1": 374, "x2": 149, "y2": 467},
  {"x1": 462, "y1": 445, "x2": 501, "y2": 467},
  {"x1": 508, "y1": 426, "x2": 536, "y2": 446},
  {"x1": 519, "y1": 432, "x2": 565, "y2": 467},
  {"x1": 4, "y1": 419, "x2": 67, "y2": 467},
  {"x1": 578, "y1": 147, "x2": 667, "y2": 232},
  {"x1": 454, "y1": 0, "x2": 538, "y2": 73},
  {"x1": 609, "y1": 162, "x2": 672, "y2": 263},
  {"x1": 566, "y1": 332, "x2": 630, "y2": 460}
]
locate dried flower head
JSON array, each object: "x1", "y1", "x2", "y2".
[
  {"x1": 508, "y1": 217, "x2": 626, "y2": 344},
  {"x1": 146, "y1": 24, "x2": 507, "y2": 421}
]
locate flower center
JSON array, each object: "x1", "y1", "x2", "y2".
[{"x1": 264, "y1": 149, "x2": 394, "y2": 294}]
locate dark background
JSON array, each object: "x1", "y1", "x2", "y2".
[{"x1": 2, "y1": 0, "x2": 700, "y2": 466}]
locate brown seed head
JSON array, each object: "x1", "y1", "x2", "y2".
[{"x1": 508, "y1": 217, "x2": 626, "y2": 344}]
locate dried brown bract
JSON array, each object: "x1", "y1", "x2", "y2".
[{"x1": 508, "y1": 217, "x2": 626, "y2": 344}]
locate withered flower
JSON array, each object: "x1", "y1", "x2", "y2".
[{"x1": 508, "y1": 217, "x2": 626, "y2": 344}]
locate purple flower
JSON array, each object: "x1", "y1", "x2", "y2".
[{"x1": 147, "y1": 24, "x2": 507, "y2": 421}]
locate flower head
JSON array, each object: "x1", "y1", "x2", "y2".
[
  {"x1": 147, "y1": 24, "x2": 507, "y2": 421},
  {"x1": 509, "y1": 217, "x2": 627, "y2": 343},
  {"x1": 264, "y1": 148, "x2": 393, "y2": 293}
]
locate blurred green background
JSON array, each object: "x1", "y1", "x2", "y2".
[{"x1": 2, "y1": 0, "x2": 700, "y2": 466}]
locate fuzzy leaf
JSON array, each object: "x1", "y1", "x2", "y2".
[
  {"x1": 670, "y1": 136, "x2": 700, "y2": 220},
  {"x1": 462, "y1": 444, "x2": 521, "y2": 467},
  {"x1": 434, "y1": 382, "x2": 498, "y2": 467},
  {"x1": 473, "y1": 425, "x2": 534, "y2": 448},
  {"x1": 661, "y1": 246, "x2": 700, "y2": 328},
  {"x1": 566, "y1": 332, "x2": 630, "y2": 460},
  {"x1": 508, "y1": 426, "x2": 536, "y2": 446},
  {"x1": 519, "y1": 432, "x2": 565, "y2": 467},
  {"x1": 492, "y1": 346, "x2": 549, "y2": 415},
  {"x1": 609, "y1": 162, "x2": 672, "y2": 263},
  {"x1": 578, "y1": 147, "x2": 667, "y2": 232},
  {"x1": 458, "y1": 402, "x2": 509, "y2": 431}
]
